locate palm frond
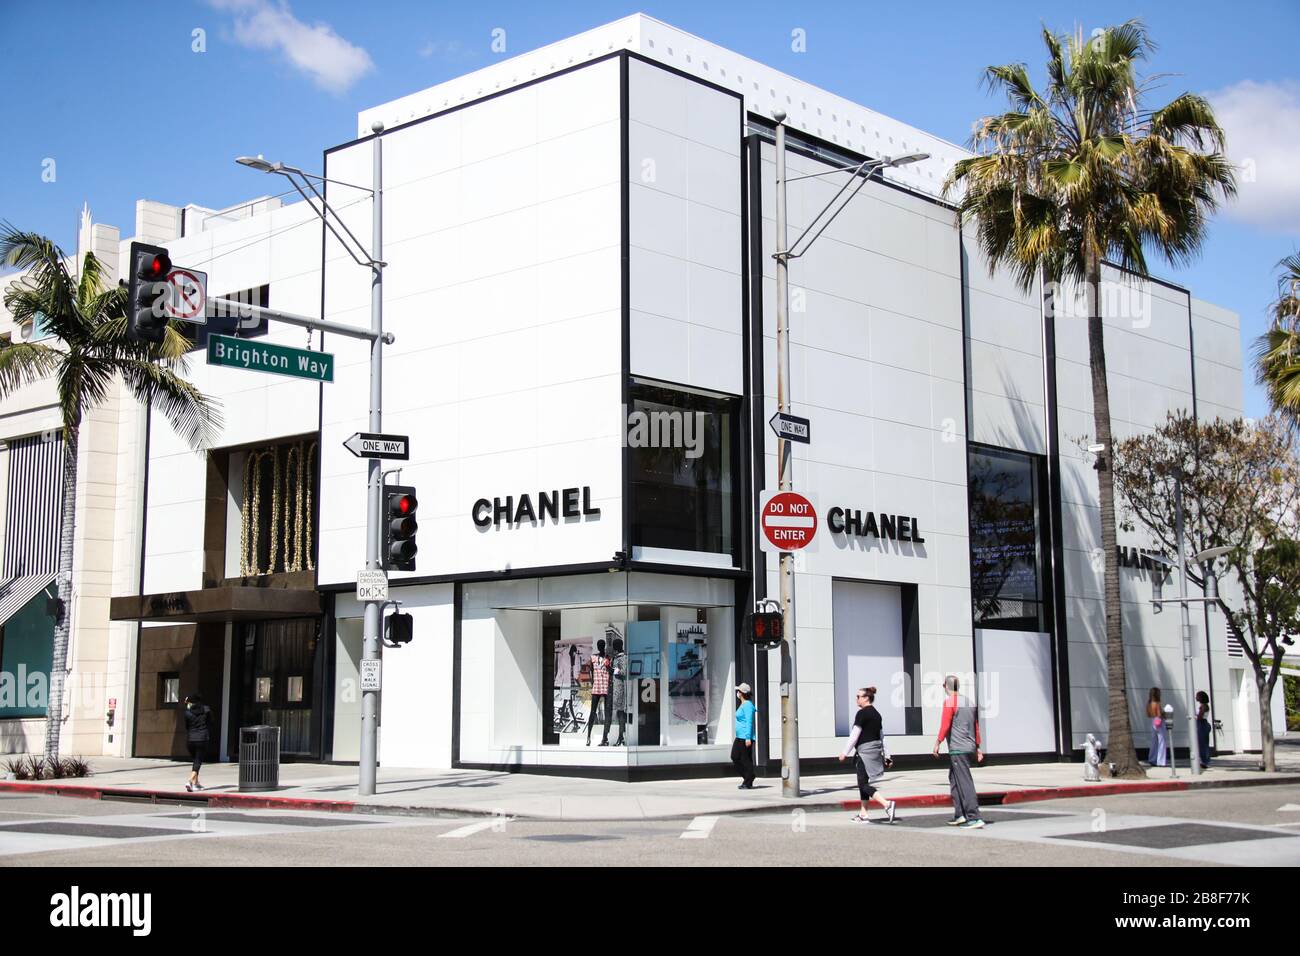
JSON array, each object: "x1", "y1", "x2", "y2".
[
  {"x1": 0, "y1": 340, "x2": 61, "y2": 399},
  {"x1": 0, "y1": 225, "x2": 80, "y2": 341},
  {"x1": 1149, "y1": 93, "x2": 1227, "y2": 151},
  {"x1": 117, "y1": 359, "x2": 223, "y2": 451}
]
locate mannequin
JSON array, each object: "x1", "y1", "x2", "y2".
[
  {"x1": 610, "y1": 636, "x2": 628, "y2": 746},
  {"x1": 587, "y1": 638, "x2": 612, "y2": 746}
]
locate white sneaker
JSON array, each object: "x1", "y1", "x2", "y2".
[
  {"x1": 947, "y1": 816, "x2": 966, "y2": 826},
  {"x1": 959, "y1": 818, "x2": 986, "y2": 829},
  {"x1": 885, "y1": 801, "x2": 897, "y2": 823}
]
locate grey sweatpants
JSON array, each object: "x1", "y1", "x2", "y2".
[{"x1": 948, "y1": 753, "x2": 981, "y2": 820}]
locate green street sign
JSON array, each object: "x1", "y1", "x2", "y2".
[{"x1": 206, "y1": 334, "x2": 334, "y2": 383}]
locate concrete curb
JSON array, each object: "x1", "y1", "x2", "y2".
[
  {"x1": 832, "y1": 773, "x2": 1300, "y2": 811},
  {"x1": 4, "y1": 772, "x2": 1298, "y2": 823}
]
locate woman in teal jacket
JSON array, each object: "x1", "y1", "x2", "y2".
[{"x1": 733, "y1": 683, "x2": 757, "y2": 789}]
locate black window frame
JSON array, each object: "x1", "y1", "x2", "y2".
[
  {"x1": 967, "y1": 444, "x2": 1054, "y2": 633},
  {"x1": 158, "y1": 672, "x2": 181, "y2": 709},
  {"x1": 627, "y1": 378, "x2": 741, "y2": 560}
]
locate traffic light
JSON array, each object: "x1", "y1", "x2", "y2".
[
  {"x1": 744, "y1": 609, "x2": 784, "y2": 646},
  {"x1": 383, "y1": 485, "x2": 418, "y2": 571},
  {"x1": 127, "y1": 241, "x2": 172, "y2": 343},
  {"x1": 386, "y1": 611, "x2": 413, "y2": 646}
]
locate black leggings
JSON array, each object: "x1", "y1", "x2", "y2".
[
  {"x1": 187, "y1": 741, "x2": 206, "y2": 774},
  {"x1": 854, "y1": 755, "x2": 877, "y2": 801}
]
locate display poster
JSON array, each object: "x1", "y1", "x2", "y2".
[
  {"x1": 551, "y1": 636, "x2": 592, "y2": 742},
  {"x1": 670, "y1": 622, "x2": 709, "y2": 742}
]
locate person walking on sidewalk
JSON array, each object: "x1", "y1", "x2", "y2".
[
  {"x1": 933, "y1": 675, "x2": 984, "y2": 829},
  {"x1": 1195, "y1": 690, "x2": 1212, "y2": 769},
  {"x1": 182, "y1": 694, "x2": 213, "y2": 792},
  {"x1": 1147, "y1": 687, "x2": 1169, "y2": 767},
  {"x1": 838, "y1": 686, "x2": 897, "y2": 823},
  {"x1": 732, "y1": 683, "x2": 757, "y2": 789}
]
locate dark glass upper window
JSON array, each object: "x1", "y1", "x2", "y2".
[
  {"x1": 629, "y1": 382, "x2": 737, "y2": 557},
  {"x1": 968, "y1": 447, "x2": 1049, "y2": 631}
]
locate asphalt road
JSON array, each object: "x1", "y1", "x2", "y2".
[{"x1": 1, "y1": 784, "x2": 1297, "y2": 867}]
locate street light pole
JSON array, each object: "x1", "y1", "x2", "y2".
[
  {"x1": 767, "y1": 113, "x2": 928, "y2": 799},
  {"x1": 1173, "y1": 478, "x2": 1202, "y2": 776},
  {"x1": 773, "y1": 112, "x2": 800, "y2": 799},
  {"x1": 359, "y1": 122, "x2": 385, "y2": 796},
  {"x1": 237, "y1": 127, "x2": 388, "y2": 797}
]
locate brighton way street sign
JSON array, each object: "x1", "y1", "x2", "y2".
[{"x1": 206, "y1": 333, "x2": 334, "y2": 382}]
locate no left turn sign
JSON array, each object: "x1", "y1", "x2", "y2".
[{"x1": 759, "y1": 490, "x2": 818, "y2": 554}]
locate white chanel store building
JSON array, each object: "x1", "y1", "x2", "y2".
[{"x1": 112, "y1": 14, "x2": 1278, "y2": 777}]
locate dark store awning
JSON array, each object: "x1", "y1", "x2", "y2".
[{"x1": 110, "y1": 586, "x2": 322, "y2": 624}]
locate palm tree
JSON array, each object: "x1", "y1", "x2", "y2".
[
  {"x1": 0, "y1": 226, "x2": 221, "y2": 761},
  {"x1": 1254, "y1": 253, "x2": 1300, "y2": 421},
  {"x1": 945, "y1": 22, "x2": 1236, "y2": 778}
]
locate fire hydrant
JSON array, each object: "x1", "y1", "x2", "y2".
[{"x1": 1084, "y1": 733, "x2": 1102, "y2": 782}]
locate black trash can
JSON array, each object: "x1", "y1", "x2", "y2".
[{"x1": 238, "y1": 725, "x2": 280, "y2": 792}]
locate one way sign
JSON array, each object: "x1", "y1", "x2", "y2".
[{"x1": 343, "y1": 432, "x2": 410, "y2": 460}]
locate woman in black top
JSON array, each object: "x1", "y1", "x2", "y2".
[
  {"x1": 182, "y1": 694, "x2": 213, "y2": 792},
  {"x1": 838, "y1": 687, "x2": 896, "y2": 823}
]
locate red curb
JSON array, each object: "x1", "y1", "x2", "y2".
[{"x1": 0, "y1": 780, "x2": 355, "y2": 813}]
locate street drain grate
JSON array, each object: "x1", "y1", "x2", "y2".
[
  {"x1": 523, "y1": 834, "x2": 621, "y2": 843},
  {"x1": 159, "y1": 813, "x2": 376, "y2": 827},
  {"x1": 1052, "y1": 823, "x2": 1292, "y2": 849},
  {"x1": 0, "y1": 821, "x2": 187, "y2": 840}
]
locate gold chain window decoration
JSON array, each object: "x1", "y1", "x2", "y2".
[{"x1": 240, "y1": 439, "x2": 318, "y2": 576}]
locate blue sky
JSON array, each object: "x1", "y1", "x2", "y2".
[{"x1": 2, "y1": 0, "x2": 1296, "y2": 416}]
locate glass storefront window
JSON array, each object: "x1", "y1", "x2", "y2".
[
  {"x1": 460, "y1": 573, "x2": 735, "y2": 765},
  {"x1": 968, "y1": 447, "x2": 1050, "y2": 631},
  {"x1": 629, "y1": 381, "x2": 737, "y2": 557}
]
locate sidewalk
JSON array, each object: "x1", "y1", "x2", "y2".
[{"x1": 6, "y1": 741, "x2": 1299, "y2": 821}]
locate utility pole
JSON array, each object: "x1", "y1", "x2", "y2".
[
  {"x1": 773, "y1": 111, "x2": 800, "y2": 798},
  {"x1": 235, "y1": 128, "x2": 389, "y2": 797},
  {"x1": 1174, "y1": 479, "x2": 1202, "y2": 776},
  {"x1": 359, "y1": 122, "x2": 385, "y2": 796},
  {"x1": 765, "y1": 113, "x2": 928, "y2": 798}
]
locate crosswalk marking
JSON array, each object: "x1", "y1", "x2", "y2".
[{"x1": 680, "y1": 816, "x2": 719, "y2": 839}]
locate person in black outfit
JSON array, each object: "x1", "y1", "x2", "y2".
[
  {"x1": 837, "y1": 686, "x2": 896, "y2": 823},
  {"x1": 182, "y1": 694, "x2": 213, "y2": 792}
]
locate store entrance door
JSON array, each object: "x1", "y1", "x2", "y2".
[{"x1": 233, "y1": 617, "x2": 321, "y2": 758}]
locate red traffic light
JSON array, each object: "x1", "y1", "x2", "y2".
[
  {"x1": 138, "y1": 250, "x2": 171, "y2": 280},
  {"x1": 383, "y1": 485, "x2": 418, "y2": 572}
]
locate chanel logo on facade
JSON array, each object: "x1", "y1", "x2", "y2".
[
  {"x1": 473, "y1": 486, "x2": 601, "y2": 529},
  {"x1": 826, "y1": 507, "x2": 926, "y2": 544}
]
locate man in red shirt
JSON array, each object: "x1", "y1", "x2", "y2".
[{"x1": 933, "y1": 674, "x2": 985, "y2": 829}]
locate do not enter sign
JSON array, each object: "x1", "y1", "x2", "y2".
[{"x1": 759, "y1": 490, "x2": 818, "y2": 554}]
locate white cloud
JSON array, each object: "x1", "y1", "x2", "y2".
[
  {"x1": 209, "y1": 0, "x2": 374, "y2": 94},
  {"x1": 1208, "y1": 79, "x2": 1300, "y2": 233}
]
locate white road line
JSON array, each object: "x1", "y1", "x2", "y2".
[
  {"x1": 1278, "y1": 804, "x2": 1300, "y2": 812},
  {"x1": 438, "y1": 818, "x2": 506, "y2": 839},
  {"x1": 680, "y1": 816, "x2": 719, "y2": 839}
]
